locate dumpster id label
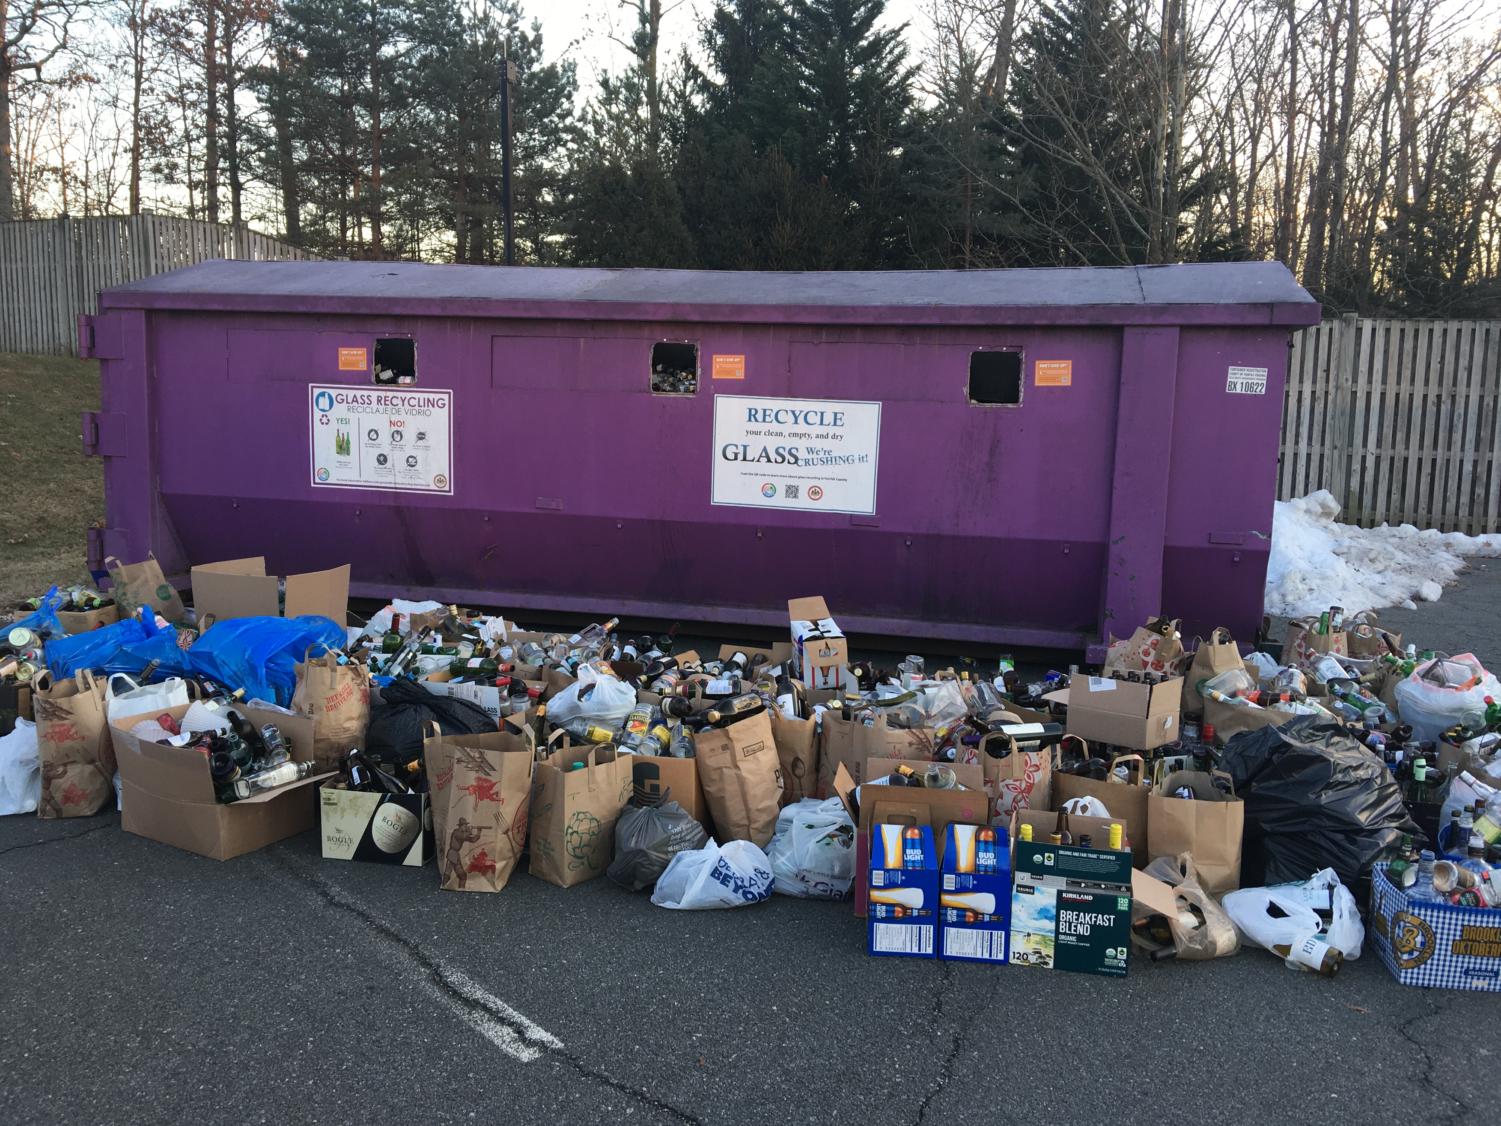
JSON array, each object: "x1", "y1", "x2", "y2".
[
  {"x1": 309, "y1": 384, "x2": 454, "y2": 495},
  {"x1": 1035, "y1": 360, "x2": 1072, "y2": 386},
  {"x1": 711, "y1": 394, "x2": 881, "y2": 515},
  {"x1": 1226, "y1": 366, "x2": 1268, "y2": 395},
  {"x1": 712, "y1": 354, "x2": 746, "y2": 380}
]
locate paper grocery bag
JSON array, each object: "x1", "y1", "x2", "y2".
[
  {"x1": 1283, "y1": 618, "x2": 1347, "y2": 665},
  {"x1": 529, "y1": 743, "x2": 633, "y2": 888},
  {"x1": 425, "y1": 724, "x2": 535, "y2": 892},
  {"x1": 104, "y1": 553, "x2": 187, "y2": 624},
  {"x1": 292, "y1": 651, "x2": 372, "y2": 771},
  {"x1": 959, "y1": 731, "x2": 1052, "y2": 826},
  {"x1": 695, "y1": 709, "x2": 783, "y2": 847},
  {"x1": 857, "y1": 716, "x2": 936, "y2": 763},
  {"x1": 1104, "y1": 619, "x2": 1185, "y2": 677},
  {"x1": 1201, "y1": 694, "x2": 1300, "y2": 744},
  {"x1": 1346, "y1": 612, "x2": 1401, "y2": 660},
  {"x1": 1053, "y1": 751, "x2": 1149, "y2": 866},
  {"x1": 816, "y1": 710, "x2": 860, "y2": 798},
  {"x1": 1146, "y1": 769, "x2": 1244, "y2": 895},
  {"x1": 1182, "y1": 627, "x2": 1249, "y2": 719},
  {"x1": 770, "y1": 712, "x2": 819, "y2": 806},
  {"x1": 33, "y1": 670, "x2": 114, "y2": 818}
]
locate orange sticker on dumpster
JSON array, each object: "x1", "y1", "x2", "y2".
[
  {"x1": 1035, "y1": 360, "x2": 1072, "y2": 386},
  {"x1": 712, "y1": 354, "x2": 746, "y2": 380},
  {"x1": 338, "y1": 347, "x2": 368, "y2": 372}
]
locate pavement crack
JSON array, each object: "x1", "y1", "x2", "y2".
[
  {"x1": 1394, "y1": 998, "x2": 1470, "y2": 1125},
  {"x1": 0, "y1": 821, "x2": 114, "y2": 857},
  {"x1": 913, "y1": 962, "x2": 963, "y2": 1126},
  {"x1": 270, "y1": 851, "x2": 704, "y2": 1125}
]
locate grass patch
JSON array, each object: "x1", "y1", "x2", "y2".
[{"x1": 0, "y1": 352, "x2": 103, "y2": 607}]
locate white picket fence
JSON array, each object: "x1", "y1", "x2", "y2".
[
  {"x1": 0, "y1": 214, "x2": 314, "y2": 355},
  {"x1": 1280, "y1": 314, "x2": 1501, "y2": 535}
]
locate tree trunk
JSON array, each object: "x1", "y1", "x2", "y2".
[
  {"x1": 646, "y1": 0, "x2": 661, "y2": 144},
  {"x1": 204, "y1": 0, "x2": 220, "y2": 225},
  {"x1": 128, "y1": 5, "x2": 146, "y2": 214},
  {"x1": 1276, "y1": 0, "x2": 1299, "y2": 267},
  {"x1": 272, "y1": 46, "x2": 300, "y2": 243},
  {"x1": 0, "y1": 45, "x2": 13, "y2": 222},
  {"x1": 223, "y1": 16, "x2": 242, "y2": 225},
  {"x1": 369, "y1": 8, "x2": 383, "y2": 258},
  {"x1": 983, "y1": 0, "x2": 1019, "y2": 103},
  {"x1": 1323, "y1": 0, "x2": 1360, "y2": 297}
]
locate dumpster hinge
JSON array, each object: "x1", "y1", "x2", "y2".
[
  {"x1": 86, "y1": 526, "x2": 107, "y2": 574},
  {"x1": 77, "y1": 315, "x2": 95, "y2": 358},
  {"x1": 77, "y1": 313, "x2": 125, "y2": 359},
  {"x1": 81, "y1": 411, "x2": 128, "y2": 457}
]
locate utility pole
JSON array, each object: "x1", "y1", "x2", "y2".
[{"x1": 501, "y1": 53, "x2": 517, "y2": 266}]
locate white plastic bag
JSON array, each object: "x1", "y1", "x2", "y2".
[
  {"x1": 650, "y1": 839, "x2": 775, "y2": 909},
  {"x1": 180, "y1": 699, "x2": 234, "y2": 735},
  {"x1": 1059, "y1": 795, "x2": 1112, "y2": 820},
  {"x1": 105, "y1": 673, "x2": 190, "y2": 722},
  {"x1": 1442, "y1": 771, "x2": 1498, "y2": 829},
  {"x1": 546, "y1": 664, "x2": 636, "y2": 727},
  {"x1": 1222, "y1": 868, "x2": 1363, "y2": 970},
  {"x1": 1243, "y1": 651, "x2": 1281, "y2": 679},
  {"x1": 916, "y1": 680, "x2": 969, "y2": 727},
  {"x1": 767, "y1": 797, "x2": 855, "y2": 899},
  {"x1": 0, "y1": 719, "x2": 41, "y2": 816},
  {"x1": 1394, "y1": 654, "x2": 1501, "y2": 743}
]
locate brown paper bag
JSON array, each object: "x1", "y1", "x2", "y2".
[
  {"x1": 292, "y1": 650, "x2": 372, "y2": 771},
  {"x1": 1146, "y1": 769, "x2": 1244, "y2": 895},
  {"x1": 57, "y1": 603, "x2": 120, "y2": 634},
  {"x1": 816, "y1": 710, "x2": 860, "y2": 798},
  {"x1": 858, "y1": 717, "x2": 936, "y2": 763},
  {"x1": 695, "y1": 709, "x2": 783, "y2": 847},
  {"x1": 1201, "y1": 694, "x2": 1301, "y2": 745},
  {"x1": 770, "y1": 711, "x2": 819, "y2": 806},
  {"x1": 1182, "y1": 627, "x2": 1249, "y2": 718},
  {"x1": 33, "y1": 670, "x2": 114, "y2": 818},
  {"x1": 104, "y1": 553, "x2": 187, "y2": 624},
  {"x1": 1053, "y1": 750, "x2": 1149, "y2": 866},
  {"x1": 1103, "y1": 619, "x2": 1185, "y2": 677},
  {"x1": 1283, "y1": 618, "x2": 1347, "y2": 665},
  {"x1": 1346, "y1": 612, "x2": 1401, "y2": 660},
  {"x1": 528, "y1": 743, "x2": 633, "y2": 887},
  {"x1": 425, "y1": 723, "x2": 535, "y2": 892},
  {"x1": 959, "y1": 731, "x2": 1052, "y2": 826}
]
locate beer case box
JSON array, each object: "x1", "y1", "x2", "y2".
[
  {"x1": 420, "y1": 670, "x2": 510, "y2": 725},
  {"x1": 1058, "y1": 675, "x2": 1182, "y2": 751},
  {"x1": 835, "y1": 762, "x2": 990, "y2": 918},
  {"x1": 867, "y1": 823, "x2": 939, "y2": 959},
  {"x1": 938, "y1": 823, "x2": 1012, "y2": 965},
  {"x1": 191, "y1": 558, "x2": 350, "y2": 626},
  {"x1": 1370, "y1": 863, "x2": 1501, "y2": 993},
  {"x1": 788, "y1": 596, "x2": 851, "y2": 691},
  {"x1": 319, "y1": 783, "x2": 433, "y2": 866},
  {"x1": 1006, "y1": 809, "x2": 1178, "y2": 977},
  {"x1": 110, "y1": 702, "x2": 333, "y2": 861}
]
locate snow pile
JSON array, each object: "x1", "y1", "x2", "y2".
[{"x1": 1264, "y1": 490, "x2": 1501, "y2": 618}]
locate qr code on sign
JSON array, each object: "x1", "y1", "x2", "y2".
[{"x1": 785, "y1": 485, "x2": 799, "y2": 498}]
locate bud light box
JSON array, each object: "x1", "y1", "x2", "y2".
[
  {"x1": 938, "y1": 823, "x2": 1011, "y2": 964},
  {"x1": 867, "y1": 823, "x2": 939, "y2": 958},
  {"x1": 1370, "y1": 863, "x2": 1501, "y2": 992},
  {"x1": 319, "y1": 784, "x2": 433, "y2": 866}
]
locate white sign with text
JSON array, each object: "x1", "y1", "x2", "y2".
[{"x1": 711, "y1": 394, "x2": 881, "y2": 515}]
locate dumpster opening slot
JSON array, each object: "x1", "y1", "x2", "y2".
[
  {"x1": 374, "y1": 338, "x2": 416, "y2": 385},
  {"x1": 968, "y1": 350, "x2": 1022, "y2": 405},
  {"x1": 650, "y1": 341, "x2": 698, "y2": 394}
]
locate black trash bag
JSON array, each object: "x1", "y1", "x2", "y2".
[
  {"x1": 365, "y1": 677, "x2": 494, "y2": 763},
  {"x1": 1219, "y1": 717, "x2": 1422, "y2": 893},
  {"x1": 607, "y1": 800, "x2": 709, "y2": 892}
]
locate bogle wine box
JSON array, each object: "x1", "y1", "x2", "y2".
[{"x1": 320, "y1": 784, "x2": 433, "y2": 866}]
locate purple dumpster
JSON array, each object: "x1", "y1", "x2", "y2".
[{"x1": 81, "y1": 260, "x2": 1319, "y2": 650}]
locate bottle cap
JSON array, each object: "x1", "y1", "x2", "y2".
[
  {"x1": 1108, "y1": 822, "x2": 1124, "y2": 851},
  {"x1": 1019, "y1": 823, "x2": 1033, "y2": 842}
]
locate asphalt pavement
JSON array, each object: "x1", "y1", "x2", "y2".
[{"x1": 5, "y1": 575, "x2": 1501, "y2": 1125}]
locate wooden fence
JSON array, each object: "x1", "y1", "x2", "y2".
[
  {"x1": 1280, "y1": 314, "x2": 1501, "y2": 535},
  {"x1": 0, "y1": 215, "x2": 315, "y2": 355}
]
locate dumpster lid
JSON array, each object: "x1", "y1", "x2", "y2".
[{"x1": 101, "y1": 259, "x2": 1321, "y2": 327}]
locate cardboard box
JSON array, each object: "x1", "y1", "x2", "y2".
[
  {"x1": 110, "y1": 701, "x2": 332, "y2": 860},
  {"x1": 319, "y1": 784, "x2": 432, "y2": 865},
  {"x1": 1062, "y1": 675, "x2": 1182, "y2": 750},
  {"x1": 191, "y1": 558, "x2": 349, "y2": 625},
  {"x1": 788, "y1": 596, "x2": 849, "y2": 691},
  {"x1": 625, "y1": 753, "x2": 711, "y2": 832},
  {"x1": 867, "y1": 823, "x2": 939, "y2": 958},
  {"x1": 1007, "y1": 808, "x2": 1175, "y2": 977},
  {"x1": 1370, "y1": 863, "x2": 1501, "y2": 992},
  {"x1": 717, "y1": 642, "x2": 795, "y2": 670},
  {"x1": 0, "y1": 682, "x2": 31, "y2": 736},
  {"x1": 419, "y1": 669, "x2": 519, "y2": 724},
  {"x1": 939, "y1": 823, "x2": 1011, "y2": 964},
  {"x1": 836, "y1": 762, "x2": 991, "y2": 917}
]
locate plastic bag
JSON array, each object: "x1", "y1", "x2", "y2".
[
  {"x1": 1219, "y1": 717, "x2": 1420, "y2": 892},
  {"x1": 1441, "y1": 771, "x2": 1497, "y2": 831},
  {"x1": 545, "y1": 664, "x2": 635, "y2": 728},
  {"x1": 651, "y1": 838, "x2": 775, "y2": 910},
  {"x1": 187, "y1": 615, "x2": 346, "y2": 705},
  {"x1": 365, "y1": 677, "x2": 495, "y2": 764},
  {"x1": 107, "y1": 627, "x2": 198, "y2": 681},
  {"x1": 767, "y1": 797, "x2": 855, "y2": 899},
  {"x1": 44, "y1": 614, "x2": 154, "y2": 679},
  {"x1": 1394, "y1": 654, "x2": 1501, "y2": 743},
  {"x1": 11, "y1": 586, "x2": 64, "y2": 638},
  {"x1": 180, "y1": 700, "x2": 233, "y2": 735},
  {"x1": 0, "y1": 719, "x2": 40, "y2": 816},
  {"x1": 607, "y1": 801, "x2": 709, "y2": 891},
  {"x1": 105, "y1": 673, "x2": 190, "y2": 722},
  {"x1": 1222, "y1": 868, "x2": 1363, "y2": 970},
  {"x1": 1059, "y1": 795, "x2": 1113, "y2": 819},
  {"x1": 917, "y1": 680, "x2": 969, "y2": 727},
  {"x1": 1243, "y1": 651, "x2": 1281, "y2": 679},
  {"x1": 1139, "y1": 854, "x2": 1241, "y2": 960}
]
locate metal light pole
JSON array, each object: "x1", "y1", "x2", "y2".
[{"x1": 501, "y1": 56, "x2": 517, "y2": 267}]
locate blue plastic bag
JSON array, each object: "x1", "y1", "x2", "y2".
[
  {"x1": 11, "y1": 586, "x2": 64, "y2": 638},
  {"x1": 45, "y1": 614, "x2": 155, "y2": 679},
  {"x1": 106, "y1": 628, "x2": 199, "y2": 681},
  {"x1": 187, "y1": 615, "x2": 346, "y2": 705}
]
